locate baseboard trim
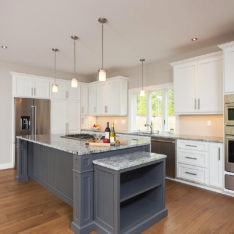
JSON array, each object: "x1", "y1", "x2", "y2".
[
  {"x1": 167, "y1": 177, "x2": 234, "y2": 198},
  {"x1": 0, "y1": 163, "x2": 14, "y2": 170}
]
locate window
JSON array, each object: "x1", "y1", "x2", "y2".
[
  {"x1": 132, "y1": 87, "x2": 176, "y2": 132},
  {"x1": 136, "y1": 93, "x2": 147, "y2": 131}
]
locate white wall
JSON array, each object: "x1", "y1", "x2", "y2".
[{"x1": 0, "y1": 60, "x2": 91, "y2": 169}]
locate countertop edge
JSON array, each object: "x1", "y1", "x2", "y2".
[{"x1": 16, "y1": 135, "x2": 151, "y2": 156}]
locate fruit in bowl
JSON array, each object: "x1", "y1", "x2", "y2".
[{"x1": 92, "y1": 124, "x2": 100, "y2": 131}]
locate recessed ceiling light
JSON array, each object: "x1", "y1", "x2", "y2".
[
  {"x1": 191, "y1": 37, "x2": 198, "y2": 42},
  {"x1": 1, "y1": 45, "x2": 8, "y2": 49}
]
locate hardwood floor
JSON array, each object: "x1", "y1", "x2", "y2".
[{"x1": 0, "y1": 169, "x2": 234, "y2": 234}]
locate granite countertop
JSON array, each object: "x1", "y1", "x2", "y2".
[
  {"x1": 16, "y1": 134, "x2": 150, "y2": 156},
  {"x1": 93, "y1": 151, "x2": 166, "y2": 171},
  {"x1": 81, "y1": 129, "x2": 223, "y2": 143}
]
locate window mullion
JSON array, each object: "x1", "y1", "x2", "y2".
[
  {"x1": 163, "y1": 89, "x2": 168, "y2": 132},
  {"x1": 146, "y1": 91, "x2": 152, "y2": 130}
]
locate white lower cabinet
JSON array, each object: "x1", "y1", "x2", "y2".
[
  {"x1": 209, "y1": 143, "x2": 224, "y2": 189},
  {"x1": 177, "y1": 164, "x2": 209, "y2": 185},
  {"x1": 176, "y1": 140, "x2": 224, "y2": 189}
]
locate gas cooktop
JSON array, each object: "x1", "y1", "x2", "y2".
[{"x1": 61, "y1": 134, "x2": 96, "y2": 141}]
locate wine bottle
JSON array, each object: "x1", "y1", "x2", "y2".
[
  {"x1": 110, "y1": 123, "x2": 116, "y2": 143},
  {"x1": 105, "y1": 122, "x2": 110, "y2": 141}
]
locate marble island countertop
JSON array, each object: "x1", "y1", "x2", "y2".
[
  {"x1": 16, "y1": 134, "x2": 150, "y2": 155},
  {"x1": 93, "y1": 151, "x2": 166, "y2": 171}
]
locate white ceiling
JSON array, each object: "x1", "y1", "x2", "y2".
[{"x1": 1, "y1": 0, "x2": 234, "y2": 77}]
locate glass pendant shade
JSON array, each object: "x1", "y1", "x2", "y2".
[
  {"x1": 52, "y1": 83, "x2": 59, "y2": 93},
  {"x1": 99, "y1": 69, "x2": 106, "y2": 81},
  {"x1": 71, "y1": 78, "x2": 78, "y2": 88},
  {"x1": 140, "y1": 90, "x2": 145, "y2": 96}
]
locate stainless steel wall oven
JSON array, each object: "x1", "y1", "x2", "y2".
[{"x1": 224, "y1": 94, "x2": 234, "y2": 191}]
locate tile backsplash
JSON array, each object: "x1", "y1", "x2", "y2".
[
  {"x1": 176, "y1": 115, "x2": 223, "y2": 137},
  {"x1": 81, "y1": 115, "x2": 223, "y2": 137}
]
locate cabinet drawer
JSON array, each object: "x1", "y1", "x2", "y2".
[
  {"x1": 177, "y1": 140, "x2": 208, "y2": 152},
  {"x1": 177, "y1": 163, "x2": 208, "y2": 184},
  {"x1": 177, "y1": 150, "x2": 208, "y2": 168}
]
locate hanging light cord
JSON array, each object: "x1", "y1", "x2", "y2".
[
  {"x1": 74, "y1": 39, "x2": 76, "y2": 77},
  {"x1": 141, "y1": 60, "x2": 144, "y2": 90},
  {"x1": 54, "y1": 50, "x2": 57, "y2": 83},
  {"x1": 101, "y1": 23, "x2": 104, "y2": 69}
]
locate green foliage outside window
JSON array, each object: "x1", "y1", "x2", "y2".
[
  {"x1": 137, "y1": 94, "x2": 147, "y2": 116},
  {"x1": 151, "y1": 91, "x2": 163, "y2": 117},
  {"x1": 137, "y1": 88, "x2": 174, "y2": 117},
  {"x1": 167, "y1": 89, "x2": 174, "y2": 116}
]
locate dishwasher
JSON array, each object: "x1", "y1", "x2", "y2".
[{"x1": 151, "y1": 137, "x2": 176, "y2": 178}]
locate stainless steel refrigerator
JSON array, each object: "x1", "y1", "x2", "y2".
[{"x1": 14, "y1": 98, "x2": 50, "y2": 167}]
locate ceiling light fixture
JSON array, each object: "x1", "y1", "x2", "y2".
[
  {"x1": 98, "y1": 17, "x2": 108, "y2": 82},
  {"x1": 1, "y1": 45, "x2": 7, "y2": 49},
  {"x1": 71, "y1": 35, "x2": 79, "y2": 88},
  {"x1": 140, "y1": 59, "x2": 145, "y2": 96},
  {"x1": 191, "y1": 37, "x2": 198, "y2": 41},
  {"x1": 52, "y1": 48, "x2": 59, "y2": 93}
]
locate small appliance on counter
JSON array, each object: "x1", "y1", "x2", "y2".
[{"x1": 224, "y1": 94, "x2": 234, "y2": 191}]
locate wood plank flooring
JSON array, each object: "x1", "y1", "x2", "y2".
[{"x1": 0, "y1": 169, "x2": 234, "y2": 234}]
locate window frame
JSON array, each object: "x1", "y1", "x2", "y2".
[{"x1": 128, "y1": 83, "x2": 174, "y2": 132}]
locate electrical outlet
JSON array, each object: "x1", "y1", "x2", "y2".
[{"x1": 207, "y1": 120, "x2": 212, "y2": 126}]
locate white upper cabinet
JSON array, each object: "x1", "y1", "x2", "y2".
[
  {"x1": 88, "y1": 84, "x2": 97, "y2": 115},
  {"x1": 197, "y1": 56, "x2": 223, "y2": 113},
  {"x1": 171, "y1": 52, "x2": 223, "y2": 115},
  {"x1": 34, "y1": 78, "x2": 50, "y2": 99},
  {"x1": 80, "y1": 83, "x2": 89, "y2": 115},
  {"x1": 50, "y1": 79, "x2": 68, "y2": 100},
  {"x1": 67, "y1": 82, "x2": 80, "y2": 100},
  {"x1": 219, "y1": 41, "x2": 234, "y2": 94},
  {"x1": 13, "y1": 72, "x2": 50, "y2": 99},
  {"x1": 173, "y1": 62, "x2": 197, "y2": 114},
  {"x1": 95, "y1": 76, "x2": 128, "y2": 116}
]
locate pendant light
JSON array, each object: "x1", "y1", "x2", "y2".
[
  {"x1": 98, "y1": 17, "x2": 107, "y2": 81},
  {"x1": 71, "y1": 35, "x2": 79, "y2": 88},
  {"x1": 52, "y1": 48, "x2": 59, "y2": 93},
  {"x1": 140, "y1": 59, "x2": 145, "y2": 96}
]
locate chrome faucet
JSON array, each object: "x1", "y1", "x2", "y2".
[{"x1": 144, "y1": 121, "x2": 153, "y2": 134}]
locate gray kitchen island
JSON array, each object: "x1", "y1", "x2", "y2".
[{"x1": 16, "y1": 134, "x2": 167, "y2": 234}]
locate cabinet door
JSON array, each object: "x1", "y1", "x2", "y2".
[
  {"x1": 80, "y1": 84, "x2": 89, "y2": 115},
  {"x1": 88, "y1": 84, "x2": 97, "y2": 115},
  {"x1": 34, "y1": 78, "x2": 50, "y2": 99},
  {"x1": 209, "y1": 143, "x2": 223, "y2": 189},
  {"x1": 173, "y1": 62, "x2": 197, "y2": 114},
  {"x1": 66, "y1": 100, "x2": 80, "y2": 134},
  {"x1": 51, "y1": 99, "x2": 66, "y2": 134},
  {"x1": 67, "y1": 82, "x2": 80, "y2": 100},
  {"x1": 14, "y1": 76, "x2": 34, "y2": 98},
  {"x1": 197, "y1": 56, "x2": 223, "y2": 113},
  {"x1": 105, "y1": 80, "x2": 121, "y2": 115},
  {"x1": 50, "y1": 80, "x2": 67, "y2": 99},
  {"x1": 224, "y1": 50, "x2": 234, "y2": 93}
]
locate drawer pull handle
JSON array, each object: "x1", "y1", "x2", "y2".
[
  {"x1": 185, "y1": 172, "x2": 197, "y2": 176},
  {"x1": 185, "y1": 144, "x2": 197, "y2": 148},
  {"x1": 185, "y1": 156, "x2": 197, "y2": 160}
]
